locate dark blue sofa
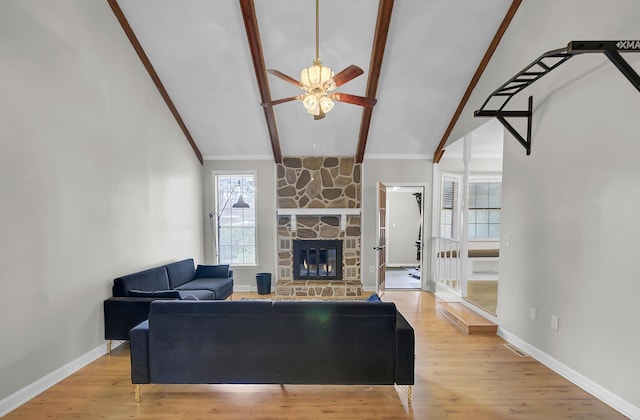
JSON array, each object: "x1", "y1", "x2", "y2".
[
  {"x1": 129, "y1": 299, "x2": 415, "y2": 403},
  {"x1": 103, "y1": 258, "x2": 233, "y2": 352}
]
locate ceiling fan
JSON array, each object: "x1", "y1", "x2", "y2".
[{"x1": 262, "y1": 0, "x2": 377, "y2": 120}]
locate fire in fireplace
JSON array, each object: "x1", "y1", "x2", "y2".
[{"x1": 293, "y1": 239, "x2": 343, "y2": 280}]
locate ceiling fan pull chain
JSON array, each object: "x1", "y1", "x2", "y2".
[
  {"x1": 316, "y1": 0, "x2": 320, "y2": 62},
  {"x1": 315, "y1": 0, "x2": 320, "y2": 63}
]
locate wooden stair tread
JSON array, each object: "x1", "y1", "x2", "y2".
[{"x1": 436, "y1": 301, "x2": 497, "y2": 335}]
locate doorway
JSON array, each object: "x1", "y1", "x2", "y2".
[
  {"x1": 384, "y1": 185, "x2": 424, "y2": 290},
  {"x1": 434, "y1": 118, "x2": 504, "y2": 315}
]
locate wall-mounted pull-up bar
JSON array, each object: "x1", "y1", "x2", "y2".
[{"x1": 474, "y1": 40, "x2": 640, "y2": 155}]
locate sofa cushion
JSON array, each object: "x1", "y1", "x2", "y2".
[
  {"x1": 194, "y1": 264, "x2": 229, "y2": 279},
  {"x1": 166, "y1": 259, "x2": 196, "y2": 289},
  {"x1": 112, "y1": 266, "x2": 170, "y2": 297},
  {"x1": 177, "y1": 289, "x2": 214, "y2": 300},
  {"x1": 175, "y1": 277, "x2": 232, "y2": 297},
  {"x1": 128, "y1": 289, "x2": 181, "y2": 299},
  {"x1": 127, "y1": 289, "x2": 214, "y2": 300}
]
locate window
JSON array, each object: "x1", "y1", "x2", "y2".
[
  {"x1": 468, "y1": 182, "x2": 501, "y2": 239},
  {"x1": 215, "y1": 174, "x2": 256, "y2": 265},
  {"x1": 440, "y1": 177, "x2": 458, "y2": 239}
]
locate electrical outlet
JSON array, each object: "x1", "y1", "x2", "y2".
[
  {"x1": 369, "y1": 265, "x2": 375, "y2": 273},
  {"x1": 551, "y1": 315, "x2": 559, "y2": 331},
  {"x1": 530, "y1": 307, "x2": 536, "y2": 320}
]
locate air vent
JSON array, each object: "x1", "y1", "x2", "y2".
[
  {"x1": 503, "y1": 343, "x2": 529, "y2": 358},
  {"x1": 280, "y1": 239, "x2": 291, "y2": 250}
]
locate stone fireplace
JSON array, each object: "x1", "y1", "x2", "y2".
[{"x1": 275, "y1": 157, "x2": 362, "y2": 298}]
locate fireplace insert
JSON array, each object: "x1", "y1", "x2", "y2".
[{"x1": 293, "y1": 239, "x2": 343, "y2": 280}]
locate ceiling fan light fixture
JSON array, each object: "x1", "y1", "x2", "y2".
[
  {"x1": 302, "y1": 92, "x2": 334, "y2": 116},
  {"x1": 265, "y1": 0, "x2": 374, "y2": 117},
  {"x1": 300, "y1": 62, "x2": 335, "y2": 92},
  {"x1": 303, "y1": 94, "x2": 319, "y2": 114},
  {"x1": 319, "y1": 96, "x2": 334, "y2": 113},
  {"x1": 301, "y1": 61, "x2": 336, "y2": 116}
]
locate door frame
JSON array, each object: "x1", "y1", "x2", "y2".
[
  {"x1": 376, "y1": 181, "x2": 428, "y2": 292},
  {"x1": 375, "y1": 182, "x2": 387, "y2": 295}
]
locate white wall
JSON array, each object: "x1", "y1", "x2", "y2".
[
  {"x1": 361, "y1": 159, "x2": 431, "y2": 289},
  {"x1": 201, "y1": 159, "x2": 277, "y2": 290},
  {"x1": 0, "y1": 0, "x2": 203, "y2": 404},
  {"x1": 452, "y1": 0, "x2": 640, "y2": 414}
]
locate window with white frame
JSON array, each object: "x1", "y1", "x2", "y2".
[
  {"x1": 440, "y1": 175, "x2": 501, "y2": 240},
  {"x1": 440, "y1": 177, "x2": 458, "y2": 239},
  {"x1": 468, "y1": 181, "x2": 501, "y2": 239},
  {"x1": 214, "y1": 173, "x2": 256, "y2": 265}
]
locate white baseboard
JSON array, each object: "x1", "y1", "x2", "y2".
[
  {"x1": 233, "y1": 285, "x2": 252, "y2": 292},
  {"x1": 498, "y1": 328, "x2": 639, "y2": 419},
  {"x1": 0, "y1": 340, "x2": 122, "y2": 417}
]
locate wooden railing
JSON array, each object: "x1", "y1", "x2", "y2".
[{"x1": 432, "y1": 237, "x2": 461, "y2": 294}]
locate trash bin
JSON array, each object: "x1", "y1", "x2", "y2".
[{"x1": 256, "y1": 273, "x2": 272, "y2": 295}]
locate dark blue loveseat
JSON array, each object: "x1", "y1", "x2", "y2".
[{"x1": 103, "y1": 258, "x2": 233, "y2": 352}]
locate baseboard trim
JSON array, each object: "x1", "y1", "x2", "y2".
[
  {"x1": 233, "y1": 285, "x2": 252, "y2": 292},
  {"x1": 498, "y1": 327, "x2": 639, "y2": 419},
  {"x1": 0, "y1": 340, "x2": 122, "y2": 417}
]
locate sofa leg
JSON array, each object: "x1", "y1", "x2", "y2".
[
  {"x1": 107, "y1": 340, "x2": 112, "y2": 354},
  {"x1": 134, "y1": 384, "x2": 148, "y2": 403},
  {"x1": 396, "y1": 384, "x2": 413, "y2": 404}
]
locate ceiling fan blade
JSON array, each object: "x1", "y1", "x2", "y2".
[
  {"x1": 261, "y1": 96, "x2": 299, "y2": 107},
  {"x1": 332, "y1": 65, "x2": 364, "y2": 87},
  {"x1": 330, "y1": 93, "x2": 377, "y2": 108},
  {"x1": 267, "y1": 69, "x2": 301, "y2": 87}
]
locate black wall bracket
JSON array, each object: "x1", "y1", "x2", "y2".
[
  {"x1": 476, "y1": 96, "x2": 533, "y2": 155},
  {"x1": 474, "y1": 41, "x2": 640, "y2": 155}
]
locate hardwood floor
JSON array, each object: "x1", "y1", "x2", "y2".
[{"x1": 5, "y1": 291, "x2": 623, "y2": 419}]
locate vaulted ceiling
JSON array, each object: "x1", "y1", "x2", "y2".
[{"x1": 109, "y1": 0, "x2": 516, "y2": 164}]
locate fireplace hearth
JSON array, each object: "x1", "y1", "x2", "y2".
[{"x1": 293, "y1": 239, "x2": 343, "y2": 280}]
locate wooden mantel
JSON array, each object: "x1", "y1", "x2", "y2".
[{"x1": 276, "y1": 208, "x2": 361, "y2": 232}]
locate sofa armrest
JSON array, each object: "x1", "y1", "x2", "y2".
[
  {"x1": 129, "y1": 320, "x2": 150, "y2": 384},
  {"x1": 395, "y1": 310, "x2": 415, "y2": 385},
  {"x1": 104, "y1": 297, "x2": 159, "y2": 341}
]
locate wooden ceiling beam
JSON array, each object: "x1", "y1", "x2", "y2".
[
  {"x1": 432, "y1": 0, "x2": 522, "y2": 164},
  {"x1": 239, "y1": 0, "x2": 283, "y2": 163},
  {"x1": 355, "y1": 0, "x2": 394, "y2": 164},
  {"x1": 107, "y1": 0, "x2": 203, "y2": 165}
]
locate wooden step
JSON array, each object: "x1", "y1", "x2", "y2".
[{"x1": 435, "y1": 300, "x2": 497, "y2": 335}]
